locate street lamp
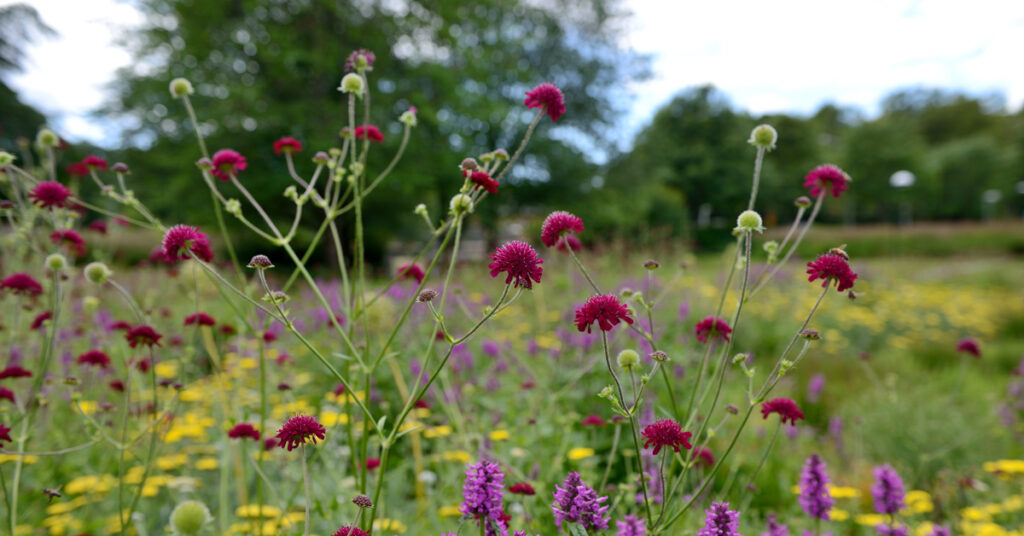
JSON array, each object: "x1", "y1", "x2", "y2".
[{"x1": 889, "y1": 170, "x2": 915, "y2": 226}]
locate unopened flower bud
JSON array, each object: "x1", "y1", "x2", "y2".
[
  {"x1": 725, "y1": 404, "x2": 739, "y2": 415},
  {"x1": 352, "y1": 494, "x2": 373, "y2": 508},
  {"x1": 417, "y1": 289, "x2": 438, "y2": 303},
  {"x1": 399, "y1": 106, "x2": 418, "y2": 127},
  {"x1": 460, "y1": 158, "x2": 479, "y2": 171},
  {"x1": 414, "y1": 203, "x2": 428, "y2": 217},
  {"x1": 620, "y1": 288, "x2": 634, "y2": 298},
  {"x1": 338, "y1": 73, "x2": 364, "y2": 96},
  {"x1": 84, "y1": 262, "x2": 113, "y2": 285},
  {"x1": 449, "y1": 193, "x2": 473, "y2": 215},
  {"x1": 196, "y1": 157, "x2": 213, "y2": 170},
  {"x1": 36, "y1": 128, "x2": 59, "y2": 148},
  {"x1": 492, "y1": 149, "x2": 509, "y2": 161},
  {"x1": 795, "y1": 196, "x2": 812, "y2": 208},
  {"x1": 779, "y1": 359, "x2": 793, "y2": 374},
  {"x1": 731, "y1": 353, "x2": 748, "y2": 365},
  {"x1": 45, "y1": 254, "x2": 67, "y2": 272},
  {"x1": 262, "y1": 291, "x2": 290, "y2": 304},
  {"x1": 169, "y1": 78, "x2": 195, "y2": 98},
  {"x1": 735, "y1": 210, "x2": 765, "y2": 233},
  {"x1": 616, "y1": 349, "x2": 640, "y2": 370},
  {"x1": 169, "y1": 499, "x2": 212, "y2": 535},
  {"x1": 598, "y1": 385, "x2": 614, "y2": 399},
  {"x1": 248, "y1": 255, "x2": 274, "y2": 269},
  {"x1": 312, "y1": 151, "x2": 330, "y2": 164},
  {"x1": 82, "y1": 295, "x2": 100, "y2": 313},
  {"x1": 0, "y1": 151, "x2": 14, "y2": 166},
  {"x1": 800, "y1": 329, "x2": 821, "y2": 340},
  {"x1": 643, "y1": 259, "x2": 659, "y2": 270},
  {"x1": 649, "y1": 350, "x2": 669, "y2": 363},
  {"x1": 111, "y1": 162, "x2": 129, "y2": 174},
  {"x1": 763, "y1": 241, "x2": 779, "y2": 255},
  {"x1": 328, "y1": 147, "x2": 342, "y2": 157},
  {"x1": 225, "y1": 198, "x2": 241, "y2": 216},
  {"x1": 283, "y1": 185, "x2": 298, "y2": 201},
  {"x1": 748, "y1": 124, "x2": 778, "y2": 151}
]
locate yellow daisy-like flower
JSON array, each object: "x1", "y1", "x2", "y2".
[
  {"x1": 490, "y1": 430, "x2": 511, "y2": 441},
  {"x1": 568, "y1": 447, "x2": 595, "y2": 461},
  {"x1": 443, "y1": 450, "x2": 471, "y2": 463},
  {"x1": 439, "y1": 505, "x2": 462, "y2": 517},
  {"x1": 235, "y1": 504, "x2": 282, "y2": 518}
]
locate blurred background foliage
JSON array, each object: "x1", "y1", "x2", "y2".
[{"x1": 2, "y1": 0, "x2": 1024, "y2": 264}]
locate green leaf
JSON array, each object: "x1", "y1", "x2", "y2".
[{"x1": 568, "y1": 522, "x2": 589, "y2": 536}]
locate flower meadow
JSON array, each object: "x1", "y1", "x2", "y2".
[{"x1": 1, "y1": 50, "x2": 1024, "y2": 536}]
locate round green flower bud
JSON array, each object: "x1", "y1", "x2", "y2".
[
  {"x1": 399, "y1": 107, "x2": 418, "y2": 128},
  {"x1": 225, "y1": 198, "x2": 241, "y2": 216},
  {"x1": 83, "y1": 262, "x2": 113, "y2": 285},
  {"x1": 735, "y1": 210, "x2": 765, "y2": 233},
  {"x1": 0, "y1": 151, "x2": 15, "y2": 166},
  {"x1": 169, "y1": 499, "x2": 212, "y2": 535},
  {"x1": 616, "y1": 349, "x2": 640, "y2": 370},
  {"x1": 338, "y1": 73, "x2": 364, "y2": 96},
  {"x1": 748, "y1": 124, "x2": 778, "y2": 151},
  {"x1": 45, "y1": 253, "x2": 68, "y2": 272},
  {"x1": 449, "y1": 193, "x2": 473, "y2": 215},
  {"x1": 794, "y1": 196, "x2": 812, "y2": 208},
  {"x1": 36, "y1": 128, "x2": 59, "y2": 148},
  {"x1": 414, "y1": 203, "x2": 428, "y2": 217},
  {"x1": 82, "y1": 295, "x2": 100, "y2": 313},
  {"x1": 763, "y1": 240, "x2": 779, "y2": 254},
  {"x1": 169, "y1": 78, "x2": 194, "y2": 98}
]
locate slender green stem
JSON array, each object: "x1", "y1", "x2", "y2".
[
  {"x1": 748, "y1": 193, "x2": 824, "y2": 299},
  {"x1": 302, "y1": 444, "x2": 311, "y2": 536},
  {"x1": 747, "y1": 147, "x2": 766, "y2": 211}
]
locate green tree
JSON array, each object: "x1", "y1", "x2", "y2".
[{"x1": 0, "y1": 3, "x2": 54, "y2": 151}]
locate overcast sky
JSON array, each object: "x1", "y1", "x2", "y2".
[{"x1": 4, "y1": 0, "x2": 1024, "y2": 148}]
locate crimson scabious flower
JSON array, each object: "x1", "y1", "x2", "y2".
[
  {"x1": 28, "y1": 180, "x2": 72, "y2": 210},
  {"x1": 354, "y1": 124, "x2": 384, "y2": 143},
  {"x1": 488, "y1": 241, "x2": 544, "y2": 289},
  {"x1": 509, "y1": 482, "x2": 536, "y2": 495},
  {"x1": 0, "y1": 387, "x2": 13, "y2": 404},
  {"x1": 552, "y1": 471, "x2": 609, "y2": 531},
  {"x1": 541, "y1": 211, "x2": 585, "y2": 248},
  {"x1": 761, "y1": 398, "x2": 805, "y2": 426},
  {"x1": 0, "y1": 365, "x2": 32, "y2": 379},
  {"x1": 211, "y1": 149, "x2": 247, "y2": 181},
  {"x1": 461, "y1": 459, "x2": 507, "y2": 535},
  {"x1": 66, "y1": 162, "x2": 89, "y2": 177},
  {"x1": 0, "y1": 423, "x2": 12, "y2": 444},
  {"x1": 617, "y1": 515, "x2": 647, "y2": 536},
  {"x1": 109, "y1": 379, "x2": 125, "y2": 392},
  {"x1": 466, "y1": 170, "x2": 499, "y2": 194},
  {"x1": 581, "y1": 414, "x2": 607, "y2": 427},
  {"x1": 695, "y1": 316, "x2": 732, "y2": 344},
  {"x1": 956, "y1": 337, "x2": 981, "y2": 358},
  {"x1": 575, "y1": 294, "x2": 634, "y2": 333},
  {"x1": 555, "y1": 235, "x2": 582, "y2": 253},
  {"x1": 162, "y1": 224, "x2": 214, "y2": 262},
  {"x1": 125, "y1": 325, "x2": 163, "y2": 348},
  {"x1": 228, "y1": 422, "x2": 261, "y2": 441},
  {"x1": 641, "y1": 419, "x2": 692, "y2": 455},
  {"x1": 803, "y1": 164, "x2": 851, "y2": 198},
  {"x1": 525, "y1": 83, "x2": 566, "y2": 122},
  {"x1": 88, "y1": 220, "x2": 108, "y2": 234},
  {"x1": 184, "y1": 312, "x2": 216, "y2": 327},
  {"x1": 871, "y1": 464, "x2": 906, "y2": 515},
  {"x1": 30, "y1": 311, "x2": 51, "y2": 330},
  {"x1": 50, "y1": 229, "x2": 87, "y2": 258},
  {"x1": 397, "y1": 262, "x2": 425, "y2": 284},
  {"x1": 273, "y1": 137, "x2": 303, "y2": 155},
  {"x1": 1, "y1": 273, "x2": 43, "y2": 296},
  {"x1": 332, "y1": 527, "x2": 369, "y2": 536},
  {"x1": 82, "y1": 155, "x2": 108, "y2": 171},
  {"x1": 365, "y1": 458, "x2": 381, "y2": 470},
  {"x1": 693, "y1": 447, "x2": 715, "y2": 468},
  {"x1": 275, "y1": 414, "x2": 326, "y2": 451},
  {"x1": 77, "y1": 350, "x2": 111, "y2": 369},
  {"x1": 697, "y1": 502, "x2": 741, "y2": 536},
  {"x1": 798, "y1": 454, "x2": 834, "y2": 520},
  {"x1": 806, "y1": 253, "x2": 857, "y2": 292}
]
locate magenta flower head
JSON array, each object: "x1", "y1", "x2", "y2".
[
  {"x1": 0, "y1": 387, "x2": 13, "y2": 404},
  {"x1": 616, "y1": 515, "x2": 647, "y2": 536},
  {"x1": 541, "y1": 211, "x2": 585, "y2": 248},
  {"x1": 806, "y1": 253, "x2": 857, "y2": 292},
  {"x1": 162, "y1": 224, "x2": 214, "y2": 262},
  {"x1": 466, "y1": 170, "x2": 499, "y2": 194},
  {"x1": 354, "y1": 124, "x2": 384, "y2": 143},
  {"x1": 333, "y1": 527, "x2": 369, "y2": 536},
  {"x1": 398, "y1": 262, "x2": 426, "y2": 284},
  {"x1": 273, "y1": 137, "x2": 303, "y2": 155},
  {"x1": 0, "y1": 423, "x2": 12, "y2": 444},
  {"x1": 641, "y1": 419, "x2": 692, "y2": 455},
  {"x1": 211, "y1": 149, "x2": 247, "y2": 181},
  {"x1": 1, "y1": 273, "x2": 43, "y2": 296},
  {"x1": 803, "y1": 164, "x2": 851, "y2": 199},
  {"x1": 344, "y1": 48, "x2": 375, "y2": 72},
  {"x1": 956, "y1": 337, "x2": 981, "y2": 358},
  {"x1": 871, "y1": 464, "x2": 906, "y2": 515},
  {"x1": 228, "y1": 422, "x2": 261, "y2": 441},
  {"x1": 575, "y1": 294, "x2": 634, "y2": 333},
  {"x1": 761, "y1": 398, "x2": 805, "y2": 426},
  {"x1": 77, "y1": 349, "x2": 111, "y2": 369},
  {"x1": 28, "y1": 181, "x2": 72, "y2": 210},
  {"x1": 275, "y1": 414, "x2": 326, "y2": 451},
  {"x1": 125, "y1": 325, "x2": 163, "y2": 348},
  {"x1": 552, "y1": 471, "x2": 609, "y2": 531},
  {"x1": 525, "y1": 82, "x2": 566, "y2": 122},
  {"x1": 695, "y1": 316, "x2": 732, "y2": 344},
  {"x1": 798, "y1": 454, "x2": 834, "y2": 520},
  {"x1": 0, "y1": 365, "x2": 32, "y2": 379},
  {"x1": 488, "y1": 240, "x2": 544, "y2": 289},
  {"x1": 50, "y1": 229, "x2": 87, "y2": 258},
  {"x1": 697, "y1": 502, "x2": 742, "y2": 536},
  {"x1": 184, "y1": 312, "x2": 216, "y2": 327},
  {"x1": 460, "y1": 459, "x2": 507, "y2": 534},
  {"x1": 82, "y1": 155, "x2": 108, "y2": 171}
]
